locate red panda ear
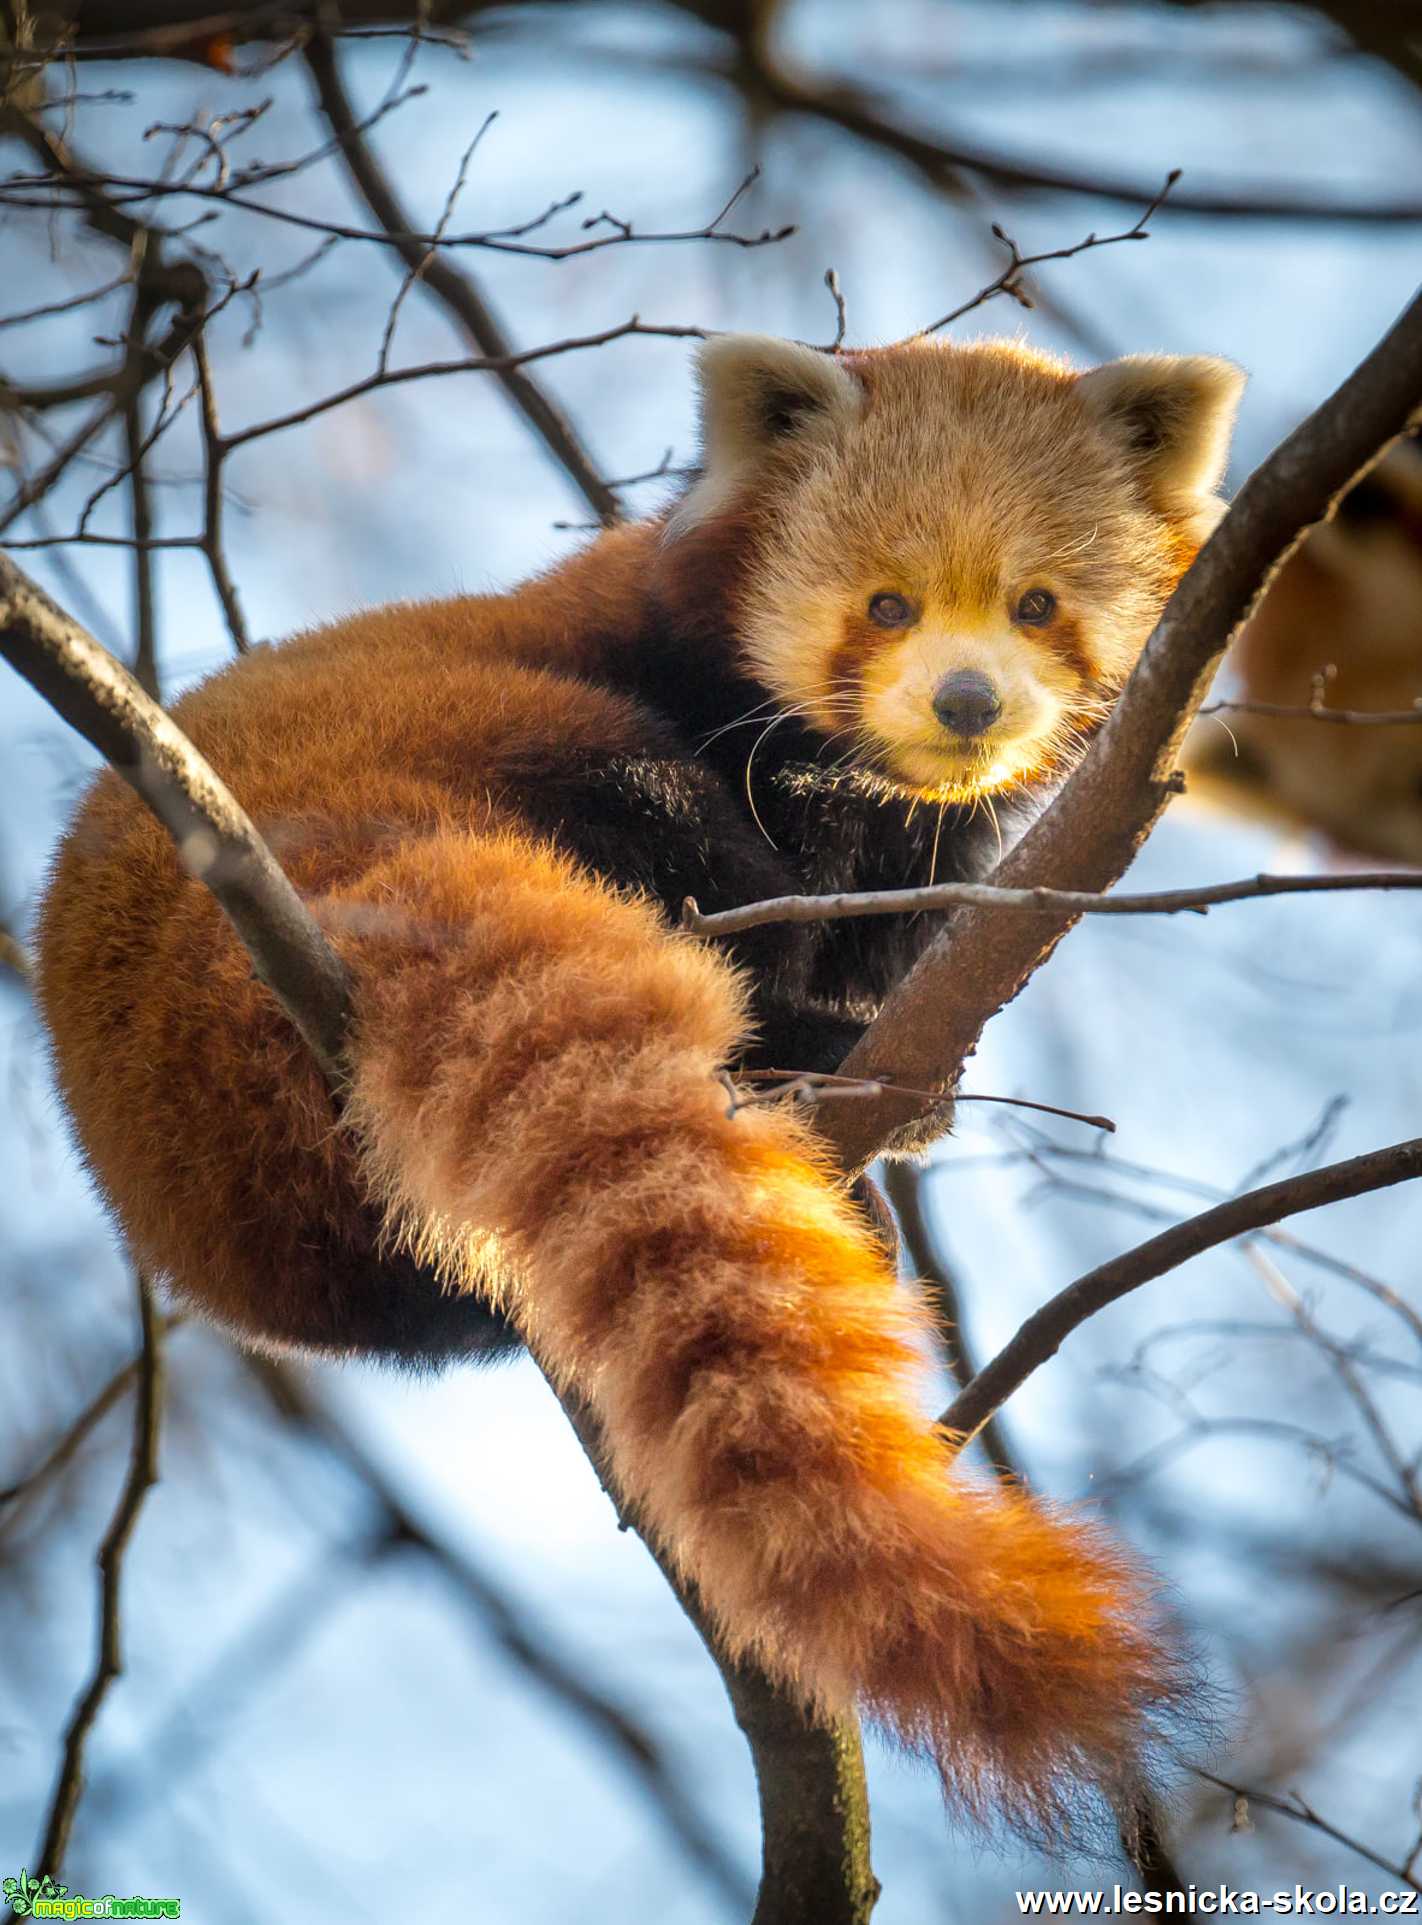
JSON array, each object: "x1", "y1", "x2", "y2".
[
  {"x1": 671, "y1": 335, "x2": 864, "y2": 531},
  {"x1": 1076, "y1": 354, "x2": 1245, "y2": 516}
]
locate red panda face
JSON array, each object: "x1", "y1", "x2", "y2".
[{"x1": 669, "y1": 333, "x2": 1243, "y2": 801}]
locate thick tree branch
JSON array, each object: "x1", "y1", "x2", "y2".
[
  {"x1": 0, "y1": 555, "x2": 350, "y2": 1077},
  {"x1": 813, "y1": 280, "x2": 1422, "y2": 1177},
  {"x1": 941, "y1": 1138, "x2": 1422, "y2": 1444}
]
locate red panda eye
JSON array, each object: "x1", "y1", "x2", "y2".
[
  {"x1": 1015, "y1": 588, "x2": 1057, "y2": 626},
  {"x1": 868, "y1": 592, "x2": 915, "y2": 628}
]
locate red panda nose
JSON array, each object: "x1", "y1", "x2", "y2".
[{"x1": 933, "y1": 671, "x2": 1002, "y2": 739}]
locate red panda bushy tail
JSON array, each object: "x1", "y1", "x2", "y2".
[{"x1": 340, "y1": 826, "x2": 1181, "y2": 1834}]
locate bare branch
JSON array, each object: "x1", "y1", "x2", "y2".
[
  {"x1": 1, "y1": 1316, "x2": 184, "y2": 1524},
  {"x1": 1195, "y1": 1770, "x2": 1422, "y2": 1893},
  {"x1": 220, "y1": 317, "x2": 709, "y2": 454},
  {"x1": 0, "y1": 921, "x2": 30, "y2": 981},
  {"x1": 247, "y1": 1356, "x2": 756, "y2": 1915},
  {"x1": 28, "y1": 1270, "x2": 164, "y2": 1887},
  {"x1": 191, "y1": 331, "x2": 250, "y2": 653},
  {"x1": 0, "y1": 268, "x2": 138, "y2": 331},
  {"x1": 0, "y1": 553, "x2": 349, "y2": 1077},
  {"x1": 822, "y1": 268, "x2": 847, "y2": 351},
  {"x1": 1247, "y1": 1244, "x2": 1422, "y2": 1519},
  {"x1": 0, "y1": 160, "x2": 798, "y2": 258},
  {"x1": 728, "y1": 1067, "x2": 1114, "y2": 1133},
  {"x1": 941, "y1": 1137, "x2": 1422, "y2": 1445},
  {"x1": 683, "y1": 867, "x2": 1422, "y2": 938},
  {"x1": 121, "y1": 301, "x2": 159, "y2": 698},
  {"x1": 740, "y1": 55, "x2": 1422, "y2": 226},
  {"x1": 881, "y1": 1164, "x2": 1187, "y2": 1896},
  {"x1": 920, "y1": 172, "x2": 1179, "y2": 334},
  {"x1": 1199, "y1": 697, "x2": 1422, "y2": 725},
  {"x1": 552, "y1": 1389, "x2": 877, "y2": 1925}
]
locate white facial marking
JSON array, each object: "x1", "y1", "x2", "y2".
[{"x1": 858, "y1": 619, "x2": 1081, "y2": 791}]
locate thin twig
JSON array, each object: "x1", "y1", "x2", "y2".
[
  {"x1": 0, "y1": 917, "x2": 31, "y2": 981},
  {"x1": 0, "y1": 267, "x2": 137, "y2": 331},
  {"x1": 880, "y1": 1163, "x2": 1187, "y2": 1895},
  {"x1": 122, "y1": 310, "x2": 159, "y2": 698},
  {"x1": 0, "y1": 158, "x2": 797, "y2": 260},
  {"x1": 1195, "y1": 1770, "x2": 1422, "y2": 1892},
  {"x1": 1247, "y1": 1246, "x2": 1422, "y2": 1518},
  {"x1": 730, "y1": 1067, "x2": 1114, "y2": 1132},
  {"x1": 221, "y1": 316, "x2": 708, "y2": 454},
  {"x1": 0, "y1": 1317, "x2": 184, "y2": 1520},
  {"x1": 921, "y1": 171, "x2": 1179, "y2": 333},
  {"x1": 1199, "y1": 697, "x2": 1422, "y2": 725},
  {"x1": 682, "y1": 868, "x2": 1422, "y2": 939},
  {"x1": 247, "y1": 1356, "x2": 755, "y2": 1915},
  {"x1": 823, "y1": 268, "x2": 847, "y2": 351}
]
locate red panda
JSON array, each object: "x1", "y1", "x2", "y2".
[
  {"x1": 1185, "y1": 432, "x2": 1422, "y2": 865},
  {"x1": 36, "y1": 332, "x2": 1243, "y2": 1835}
]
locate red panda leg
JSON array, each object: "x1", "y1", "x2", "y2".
[{"x1": 332, "y1": 824, "x2": 1183, "y2": 1836}]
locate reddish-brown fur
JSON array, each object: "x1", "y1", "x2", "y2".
[
  {"x1": 38, "y1": 334, "x2": 1243, "y2": 1835},
  {"x1": 1185, "y1": 435, "x2": 1422, "y2": 865}
]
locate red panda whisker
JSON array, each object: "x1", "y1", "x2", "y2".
[
  {"x1": 927, "y1": 797, "x2": 949, "y2": 887},
  {"x1": 698, "y1": 694, "x2": 844, "y2": 752},
  {"x1": 743, "y1": 709, "x2": 804, "y2": 847},
  {"x1": 696, "y1": 697, "x2": 789, "y2": 751}
]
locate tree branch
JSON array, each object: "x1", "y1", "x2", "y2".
[
  {"x1": 1194, "y1": 1769, "x2": 1422, "y2": 1893},
  {"x1": 941, "y1": 1138, "x2": 1422, "y2": 1445},
  {"x1": 881, "y1": 1163, "x2": 1188, "y2": 1896},
  {"x1": 26, "y1": 1270, "x2": 164, "y2": 1893},
  {"x1": 682, "y1": 867, "x2": 1422, "y2": 938},
  {"x1": 735, "y1": 48, "x2": 1422, "y2": 226},
  {"x1": 0, "y1": 554, "x2": 350, "y2": 1077},
  {"x1": 920, "y1": 172, "x2": 1179, "y2": 333}
]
